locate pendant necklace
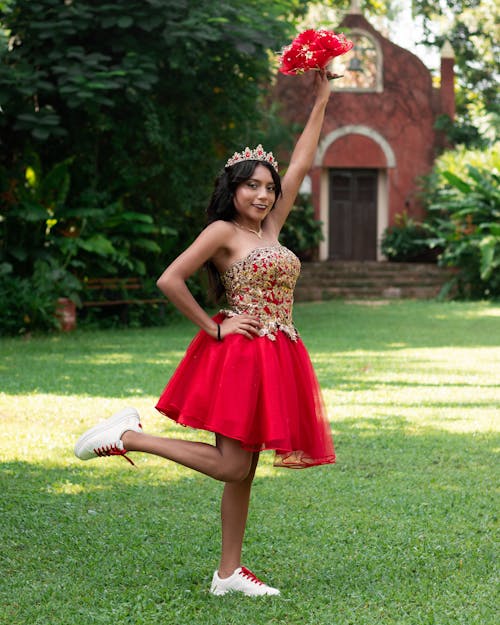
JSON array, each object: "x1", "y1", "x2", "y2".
[{"x1": 232, "y1": 220, "x2": 263, "y2": 239}]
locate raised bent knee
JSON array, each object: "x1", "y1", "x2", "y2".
[{"x1": 214, "y1": 459, "x2": 252, "y2": 483}]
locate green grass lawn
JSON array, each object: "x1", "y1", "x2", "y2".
[{"x1": 0, "y1": 300, "x2": 498, "y2": 625}]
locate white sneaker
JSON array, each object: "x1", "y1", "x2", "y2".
[
  {"x1": 74, "y1": 407, "x2": 142, "y2": 466},
  {"x1": 210, "y1": 567, "x2": 280, "y2": 597}
]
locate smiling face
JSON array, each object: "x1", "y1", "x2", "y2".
[{"x1": 233, "y1": 164, "x2": 277, "y2": 225}]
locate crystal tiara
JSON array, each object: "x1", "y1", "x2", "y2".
[{"x1": 225, "y1": 144, "x2": 279, "y2": 172}]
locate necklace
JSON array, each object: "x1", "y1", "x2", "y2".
[{"x1": 232, "y1": 220, "x2": 263, "y2": 239}]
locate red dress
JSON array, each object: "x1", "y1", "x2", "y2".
[{"x1": 155, "y1": 245, "x2": 335, "y2": 468}]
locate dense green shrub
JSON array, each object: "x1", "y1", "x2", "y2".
[
  {"x1": 381, "y1": 212, "x2": 438, "y2": 262},
  {"x1": 0, "y1": 271, "x2": 48, "y2": 335},
  {"x1": 0, "y1": 154, "x2": 162, "y2": 278},
  {"x1": 0, "y1": 0, "x2": 303, "y2": 331},
  {"x1": 0, "y1": 259, "x2": 81, "y2": 335},
  {"x1": 0, "y1": 0, "x2": 300, "y2": 260},
  {"x1": 423, "y1": 145, "x2": 500, "y2": 298}
]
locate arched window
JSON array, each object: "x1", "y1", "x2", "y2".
[{"x1": 331, "y1": 31, "x2": 382, "y2": 92}]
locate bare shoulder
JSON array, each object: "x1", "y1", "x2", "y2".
[
  {"x1": 186, "y1": 219, "x2": 236, "y2": 263},
  {"x1": 196, "y1": 220, "x2": 235, "y2": 255},
  {"x1": 203, "y1": 220, "x2": 239, "y2": 269},
  {"x1": 160, "y1": 220, "x2": 235, "y2": 281},
  {"x1": 202, "y1": 219, "x2": 234, "y2": 239}
]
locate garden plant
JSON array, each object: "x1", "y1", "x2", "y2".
[{"x1": 380, "y1": 144, "x2": 499, "y2": 300}]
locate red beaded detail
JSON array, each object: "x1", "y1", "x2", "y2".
[{"x1": 220, "y1": 245, "x2": 301, "y2": 341}]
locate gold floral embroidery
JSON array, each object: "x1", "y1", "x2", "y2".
[{"x1": 220, "y1": 245, "x2": 301, "y2": 341}]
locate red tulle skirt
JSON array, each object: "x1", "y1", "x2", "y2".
[{"x1": 155, "y1": 315, "x2": 335, "y2": 468}]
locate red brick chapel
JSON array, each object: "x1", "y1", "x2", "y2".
[{"x1": 274, "y1": 2, "x2": 455, "y2": 262}]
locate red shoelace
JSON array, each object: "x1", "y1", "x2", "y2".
[
  {"x1": 239, "y1": 567, "x2": 264, "y2": 586},
  {"x1": 94, "y1": 444, "x2": 136, "y2": 466},
  {"x1": 92, "y1": 423, "x2": 142, "y2": 466}
]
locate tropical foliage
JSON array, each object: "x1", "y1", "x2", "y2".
[
  {"x1": 381, "y1": 212, "x2": 436, "y2": 263},
  {"x1": 424, "y1": 161, "x2": 500, "y2": 299},
  {"x1": 0, "y1": 0, "x2": 307, "y2": 333},
  {"x1": 381, "y1": 145, "x2": 499, "y2": 300}
]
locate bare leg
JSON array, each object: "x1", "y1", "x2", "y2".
[
  {"x1": 122, "y1": 430, "x2": 252, "y2": 483},
  {"x1": 122, "y1": 429, "x2": 263, "y2": 586},
  {"x1": 218, "y1": 452, "x2": 260, "y2": 578}
]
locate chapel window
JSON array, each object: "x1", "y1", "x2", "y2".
[{"x1": 332, "y1": 32, "x2": 382, "y2": 92}]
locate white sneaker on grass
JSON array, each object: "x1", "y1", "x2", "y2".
[
  {"x1": 74, "y1": 407, "x2": 142, "y2": 466},
  {"x1": 210, "y1": 567, "x2": 280, "y2": 596}
]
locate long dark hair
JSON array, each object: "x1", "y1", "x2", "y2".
[{"x1": 205, "y1": 160, "x2": 282, "y2": 301}]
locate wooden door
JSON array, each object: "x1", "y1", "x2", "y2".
[{"x1": 329, "y1": 169, "x2": 378, "y2": 260}]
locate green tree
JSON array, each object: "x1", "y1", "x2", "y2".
[
  {"x1": 0, "y1": 1, "x2": 305, "y2": 250},
  {"x1": 0, "y1": 0, "x2": 307, "y2": 333},
  {"x1": 413, "y1": 0, "x2": 499, "y2": 147}
]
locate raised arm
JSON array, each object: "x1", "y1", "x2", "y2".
[{"x1": 267, "y1": 70, "x2": 332, "y2": 234}]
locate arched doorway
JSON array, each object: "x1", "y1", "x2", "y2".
[{"x1": 314, "y1": 126, "x2": 396, "y2": 261}]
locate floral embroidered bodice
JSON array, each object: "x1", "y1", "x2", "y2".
[{"x1": 220, "y1": 245, "x2": 301, "y2": 341}]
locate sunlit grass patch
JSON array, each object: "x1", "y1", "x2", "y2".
[{"x1": 0, "y1": 300, "x2": 498, "y2": 625}]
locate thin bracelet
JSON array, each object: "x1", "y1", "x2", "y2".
[{"x1": 217, "y1": 324, "x2": 222, "y2": 341}]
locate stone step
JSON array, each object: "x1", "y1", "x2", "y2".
[
  {"x1": 295, "y1": 261, "x2": 455, "y2": 300},
  {"x1": 300, "y1": 261, "x2": 447, "y2": 276},
  {"x1": 295, "y1": 285, "x2": 446, "y2": 301},
  {"x1": 301, "y1": 275, "x2": 448, "y2": 285}
]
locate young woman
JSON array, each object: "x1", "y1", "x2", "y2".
[{"x1": 75, "y1": 70, "x2": 336, "y2": 597}]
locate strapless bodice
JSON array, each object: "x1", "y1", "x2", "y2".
[{"x1": 220, "y1": 245, "x2": 301, "y2": 341}]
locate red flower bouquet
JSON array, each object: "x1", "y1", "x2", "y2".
[{"x1": 279, "y1": 28, "x2": 353, "y2": 76}]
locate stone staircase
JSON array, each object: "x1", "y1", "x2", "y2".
[{"x1": 295, "y1": 260, "x2": 455, "y2": 301}]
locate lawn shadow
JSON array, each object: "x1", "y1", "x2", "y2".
[
  {"x1": 1, "y1": 325, "x2": 192, "y2": 397},
  {"x1": 1, "y1": 416, "x2": 498, "y2": 624},
  {"x1": 317, "y1": 373, "x2": 500, "y2": 394},
  {"x1": 1, "y1": 301, "x2": 499, "y2": 397}
]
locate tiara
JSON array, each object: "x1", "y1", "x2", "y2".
[{"x1": 225, "y1": 144, "x2": 279, "y2": 172}]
